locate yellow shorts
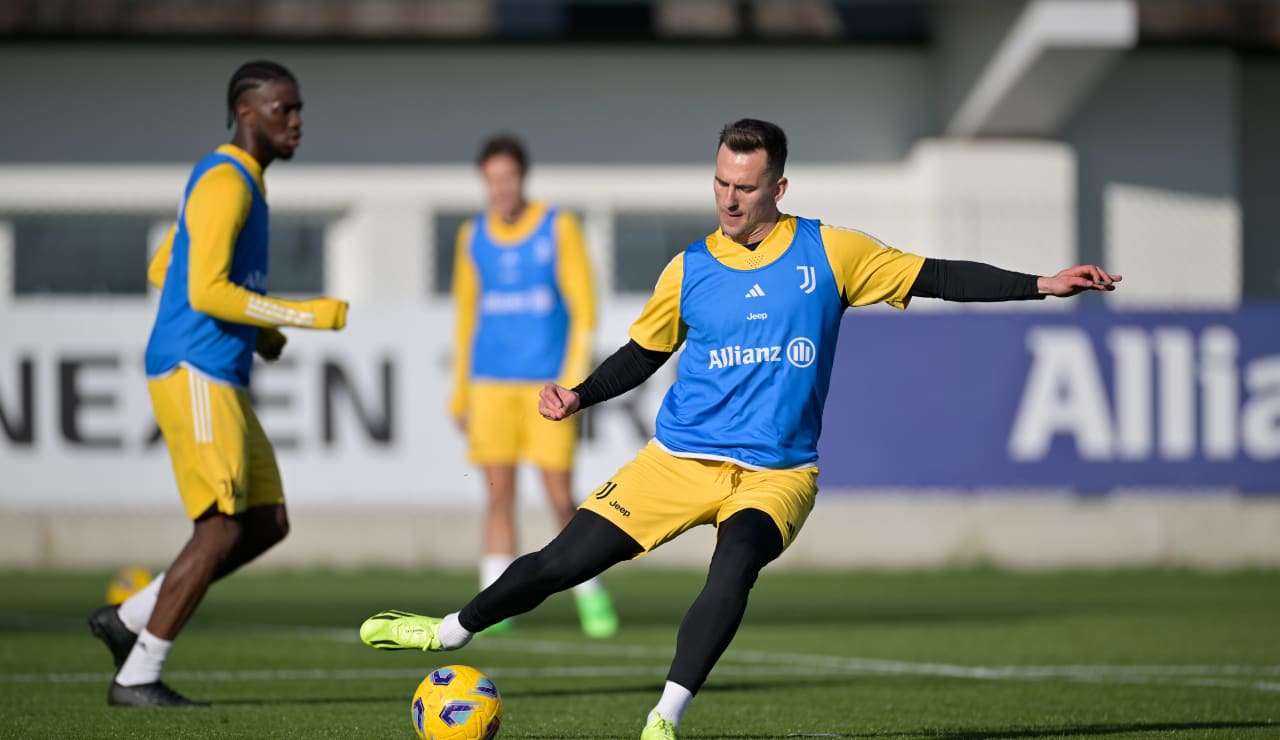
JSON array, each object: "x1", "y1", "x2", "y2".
[
  {"x1": 467, "y1": 382, "x2": 577, "y2": 470},
  {"x1": 579, "y1": 441, "x2": 817, "y2": 553},
  {"x1": 148, "y1": 366, "x2": 284, "y2": 520}
]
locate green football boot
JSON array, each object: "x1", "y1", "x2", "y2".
[
  {"x1": 575, "y1": 589, "x2": 619, "y2": 639},
  {"x1": 359, "y1": 610, "x2": 443, "y2": 651},
  {"x1": 640, "y1": 711, "x2": 678, "y2": 740}
]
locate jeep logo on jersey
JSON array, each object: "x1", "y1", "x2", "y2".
[{"x1": 786, "y1": 337, "x2": 816, "y2": 368}]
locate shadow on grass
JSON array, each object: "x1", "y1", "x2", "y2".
[
  {"x1": 484, "y1": 720, "x2": 1280, "y2": 739},
  {"x1": 842, "y1": 720, "x2": 1276, "y2": 739},
  {"x1": 215, "y1": 681, "x2": 668, "y2": 707},
  {"x1": 411, "y1": 724, "x2": 1279, "y2": 740},
  {"x1": 213, "y1": 676, "x2": 882, "y2": 707}
]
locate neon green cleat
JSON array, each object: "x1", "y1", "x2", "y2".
[
  {"x1": 640, "y1": 711, "x2": 678, "y2": 740},
  {"x1": 359, "y1": 610, "x2": 443, "y2": 651},
  {"x1": 575, "y1": 589, "x2": 619, "y2": 638}
]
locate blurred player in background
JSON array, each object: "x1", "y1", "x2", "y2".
[
  {"x1": 448, "y1": 134, "x2": 618, "y2": 638},
  {"x1": 88, "y1": 60, "x2": 349, "y2": 707},
  {"x1": 363, "y1": 119, "x2": 1122, "y2": 739}
]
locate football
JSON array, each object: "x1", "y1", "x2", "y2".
[
  {"x1": 104, "y1": 566, "x2": 153, "y2": 605},
  {"x1": 410, "y1": 665, "x2": 502, "y2": 740}
]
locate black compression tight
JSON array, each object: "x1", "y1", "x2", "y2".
[
  {"x1": 667, "y1": 509, "x2": 783, "y2": 693},
  {"x1": 456, "y1": 507, "x2": 784, "y2": 697},
  {"x1": 458, "y1": 509, "x2": 642, "y2": 632}
]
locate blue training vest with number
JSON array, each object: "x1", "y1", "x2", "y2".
[
  {"x1": 655, "y1": 217, "x2": 844, "y2": 469},
  {"x1": 469, "y1": 209, "x2": 569, "y2": 381},
  {"x1": 145, "y1": 152, "x2": 268, "y2": 388}
]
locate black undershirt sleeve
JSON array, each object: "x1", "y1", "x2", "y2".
[
  {"x1": 909, "y1": 258, "x2": 1046, "y2": 302},
  {"x1": 571, "y1": 340, "x2": 673, "y2": 410}
]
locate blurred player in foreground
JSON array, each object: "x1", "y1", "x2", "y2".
[
  {"x1": 449, "y1": 134, "x2": 617, "y2": 637},
  {"x1": 88, "y1": 60, "x2": 349, "y2": 707},
  {"x1": 362, "y1": 119, "x2": 1121, "y2": 739}
]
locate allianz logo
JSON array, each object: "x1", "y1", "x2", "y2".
[
  {"x1": 480, "y1": 286, "x2": 555, "y2": 316},
  {"x1": 708, "y1": 337, "x2": 816, "y2": 370},
  {"x1": 1009, "y1": 325, "x2": 1280, "y2": 462}
]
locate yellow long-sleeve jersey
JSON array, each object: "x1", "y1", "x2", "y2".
[{"x1": 145, "y1": 144, "x2": 346, "y2": 387}]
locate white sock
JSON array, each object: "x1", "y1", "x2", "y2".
[
  {"x1": 114, "y1": 629, "x2": 172, "y2": 686},
  {"x1": 117, "y1": 572, "x2": 164, "y2": 634},
  {"x1": 437, "y1": 612, "x2": 474, "y2": 650},
  {"x1": 572, "y1": 577, "x2": 603, "y2": 596},
  {"x1": 651, "y1": 680, "x2": 694, "y2": 727},
  {"x1": 480, "y1": 554, "x2": 514, "y2": 591}
]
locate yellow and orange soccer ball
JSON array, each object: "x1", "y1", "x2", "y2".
[
  {"x1": 104, "y1": 567, "x2": 153, "y2": 605},
  {"x1": 410, "y1": 665, "x2": 502, "y2": 740}
]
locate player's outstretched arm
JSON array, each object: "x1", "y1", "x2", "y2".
[
  {"x1": 1037, "y1": 264, "x2": 1122, "y2": 297},
  {"x1": 908, "y1": 259, "x2": 1121, "y2": 303},
  {"x1": 189, "y1": 274, "x2": 348, "y2": 331},
  {"x1": 183, "y1": 165, "x2": 349, "y2": 330}
]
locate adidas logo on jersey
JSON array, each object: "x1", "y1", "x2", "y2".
[{"x1": 744, "y1": 284, "x2": 766, "y2": 298}]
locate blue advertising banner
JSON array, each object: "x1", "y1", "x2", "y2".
[{"x1": 816, "y1": 307, "x2": 1280, "y2": 492}]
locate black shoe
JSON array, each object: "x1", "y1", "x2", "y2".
[
  {"x1": 108, "y1": 681, "x2": 210, "y2": 707},
  {"x1": 88, "y1": 605, "x2": 138, "y2": 669}
]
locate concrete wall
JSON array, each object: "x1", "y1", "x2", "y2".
[
  {"x1": 0, "y1": 42, "x2": 936, "y2": 166},
  {"x1": 1061, "y1": 49, "x2": 1240, "y2": 306},
  {"x1": 1240, "y1": 56, "x2": 1280, "y2": 299},
  {"x1": 3, "y1": 497, "x2": 1278, "y2": 571}
]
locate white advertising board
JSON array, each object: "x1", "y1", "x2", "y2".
[{"x1": 0, "y1": 301, "x2": 670, "y2": 510}]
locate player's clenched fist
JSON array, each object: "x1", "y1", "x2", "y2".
[
  {"x1": 255, "y1": 327, "x2": 288, "y2": 361},
  {"x1": 539, "y1": 382, "x2": 581, "y2": 421}
]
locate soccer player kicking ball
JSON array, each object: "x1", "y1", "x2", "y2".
[
  {"x1": 361, "y1": 119, "x2": 1120, "y2": 739},
  {"x1": 89, "y1": 60, "x2": 349, "y2": 707}
]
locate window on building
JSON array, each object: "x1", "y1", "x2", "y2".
[
  {"x1": 267, "y1": 214, "x2": 328, "y2": 295},
  {"x1": 12, "y1": 214, "x2": 157, "y2": 295},
  {"x1": 10, "y1": 212, "x2": 328, "y2": 296},
  {"x1": 433, "y1": 211, "x2": 472, "y2": 295},
  {"x1": 613, "y1": 212, "x2": 714, "y2": 293}
]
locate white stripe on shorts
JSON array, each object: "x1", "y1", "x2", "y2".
[{"x1": 189, "y1": 372, "x2": 213, "y2": 444}]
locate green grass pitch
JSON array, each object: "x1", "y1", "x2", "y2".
[{"x1": 1, "y1": 568, "x2": 1277, "y2": 738}]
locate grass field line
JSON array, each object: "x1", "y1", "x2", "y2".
[
  {"x1": 11, "y1": 614, "x2": 1280, "y2": 683},
  {"x1": 5, "y1": 662, "x2": 1280, "y2": 694},
  {"x1": 0, "y1": 665, "x2": 670, "y2": 684},
  {"x1": 5, "y1": 617, "x2": 1278, "y2": 692},
  {"x1": 467, "y1": 636, "x2": 1280, "y2": 680}
]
